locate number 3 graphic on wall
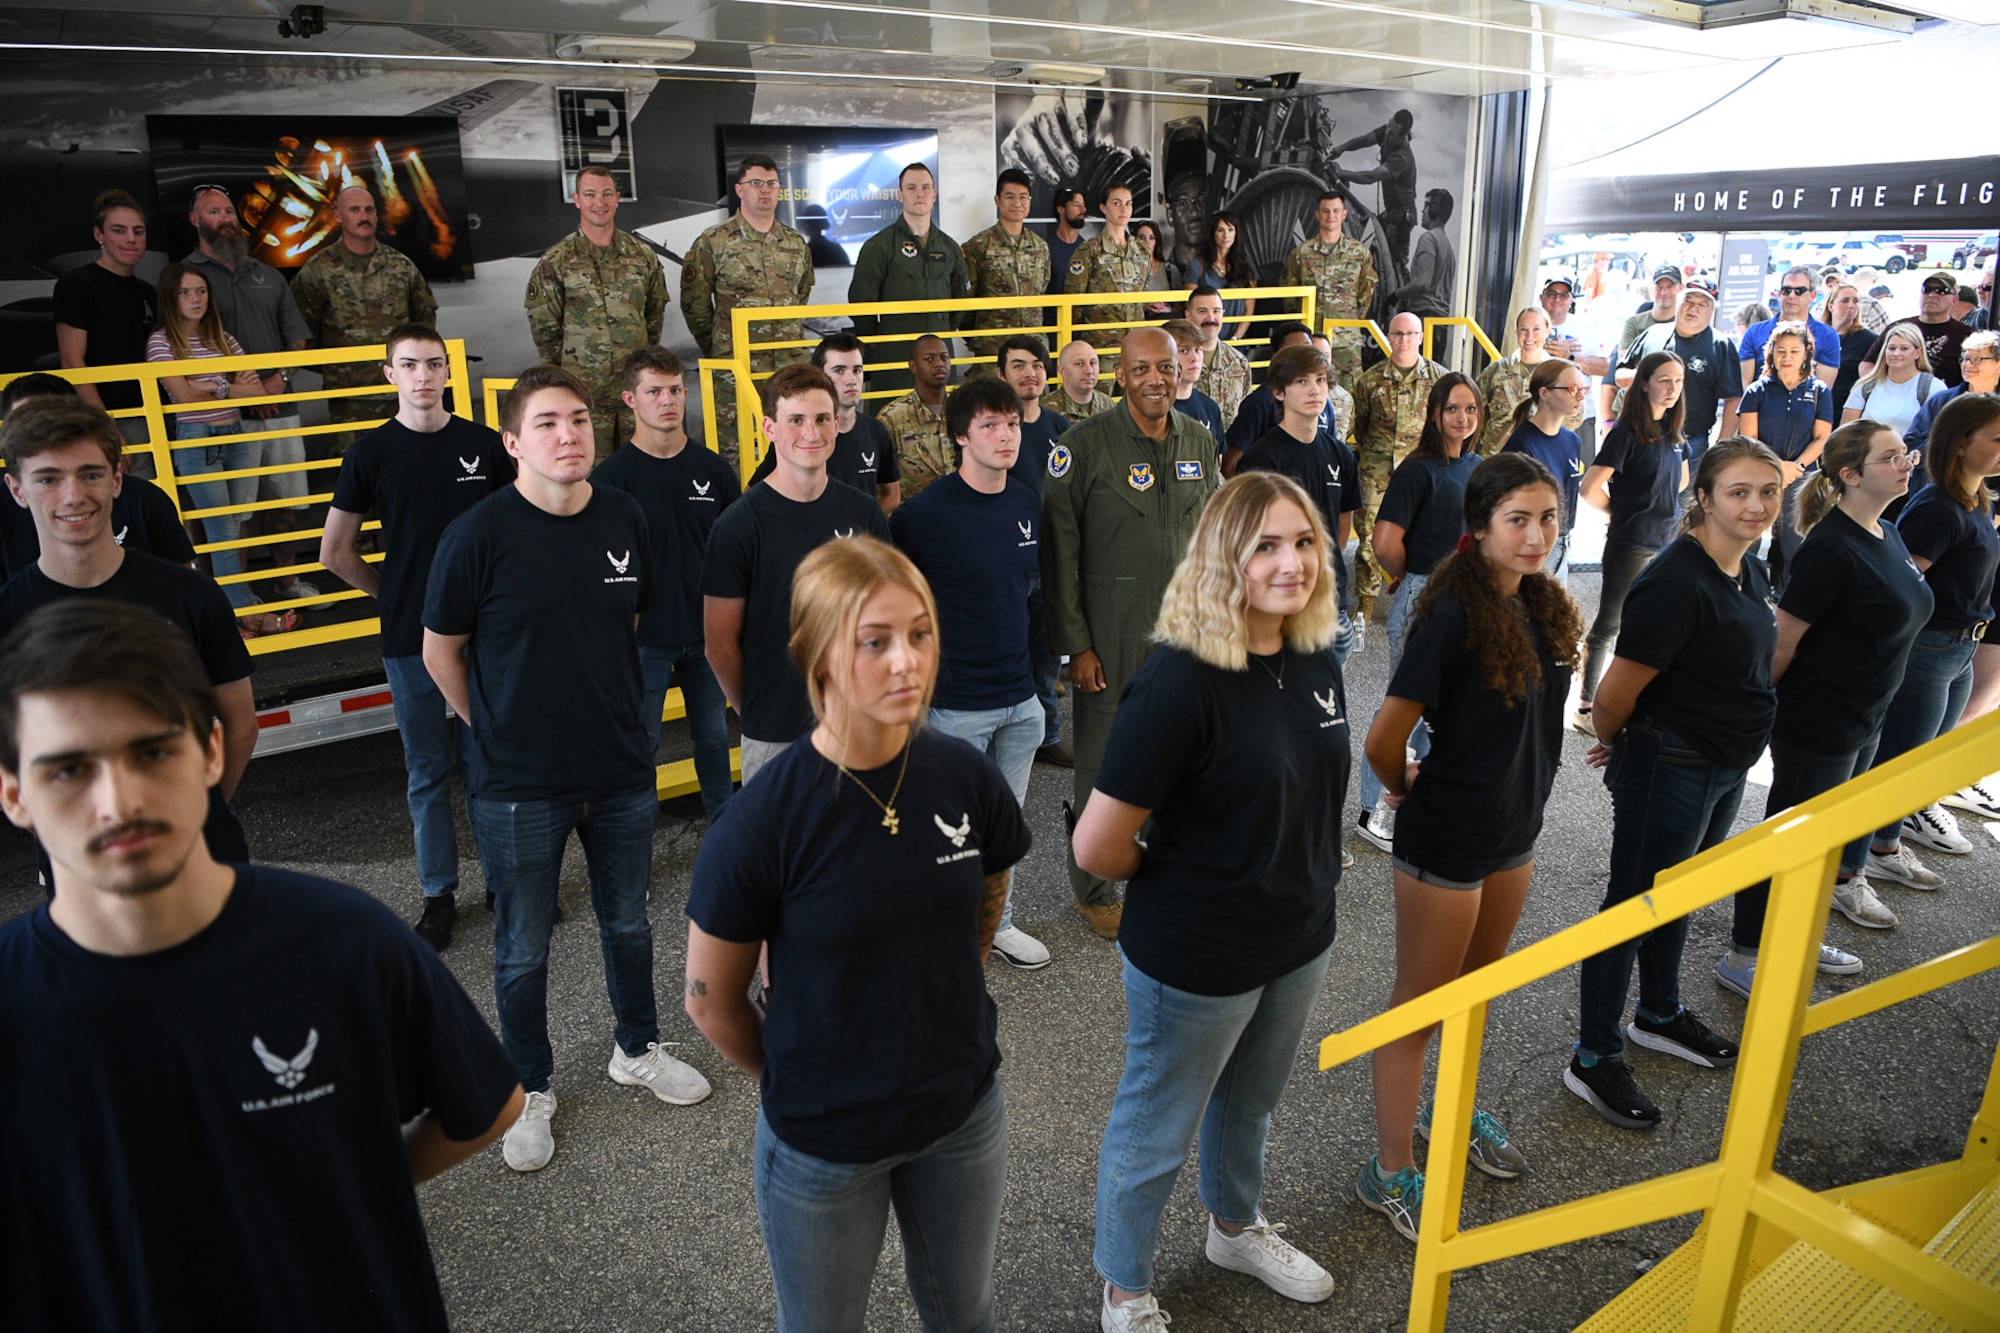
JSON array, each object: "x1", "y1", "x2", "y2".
[{"x1": 583, "y1": 98, "x2": 622, "y2": 165}]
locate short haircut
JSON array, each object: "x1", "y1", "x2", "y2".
[
  {"x1": 898, "y1": 162, "x2": 934, "y2": 186},
  {"x1": 735, "y1": 154, "x2": 779, "y2": 183},
  {"x1": 1392, "y1": 109, "x2": 1414, "y2": 129},
  {"x1": 1160, "y1": 318, "x2": 1202, "y2": 350},
  {"x1": 812, "y1": 332, "x2": 866, "y2": 367},
  {"x1": 1186, "y1": 284, "x2": 1223, "y2": 305},
  {"x1": 1265, "y1": 321, "x2": 1311, "y2": 355},
  {"x1": 1317, "y1": 190, "x2": 1344, "y2": 207},
  {"x1": 576, "y1": 164, "x2": 618, "y2": 188},
  {"x1": 1267, "y1": 343, "x2": 1332, "y2": 392},
  {"x1": 383, "y1": 322, "x2": 446, "y2": 363},
  {"x1": 761, "y1": 363, "x2": 837, "y2": 417},
  {"x1": 1053, "y1": 187, "x2": 1084, "y2": 209},
  {"x1": 93, "y1": 189, "x2": 145, "y2": 229},
  {"x1": 0, "y1": 398, "x2": 122, "y2": 473},
  {"x1": 996, "y1": 168, "x2": 1033, "y2": 194},
  {"x1": 998, "y1": 334, "x2": 1050, "y2": 366},
  {"x1": 1424, "y1": 188, "x2": 1454, "y2": 223},
  {"x1": 790, "y1": 537, "x2": 939, "y2": 725},
  {"x1": 499, "y1": 365, "x2": 590, "y2": 438},
  {"x1": 1, "y1": 373, "x2": 80, "y2": 414},
  {"x1": 945, "y1": 376, "x2": 1020, "y2": 444},
  {"x1": 0, "y1": 599, "x2": 218, "y2": 774},
  {"x1": 1964, "y1": 329, "x2": 2000, "y2": 358},
  {"x1": 622, "y1": 345, "x2": 685, "y2": 391},
  {"x1": 1783, "y1": 266, "x2": 1817, "y2": 287}
]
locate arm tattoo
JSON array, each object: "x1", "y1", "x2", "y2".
[
  {"x1": 685, "y1": 978, "x2": 708, "y2": 998},
  {"x1": 977, "y1": 870, "x2": 1009, "y2": 955}
]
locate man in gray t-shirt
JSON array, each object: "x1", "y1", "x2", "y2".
[{"x1": 1397, "y1": 189, "x2": 1456, "y2": 362}]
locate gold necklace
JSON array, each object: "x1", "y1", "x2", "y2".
[
  {"x1": 835, "y1": 739, "x2": 914, "y2": 835},
  {"x1": 1250, "y1": 648, "x2": 1286, "y2": 689}
]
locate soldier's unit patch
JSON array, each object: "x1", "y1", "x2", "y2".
[
  {"x1": 1174, "y1": 460, "x2": 1204, "y2": 481},
  {"x1": 900, "y1": 241, "x2": 919, "y2": 258},
  {"x1": 1047, "y1": 444, "x2": 1073, "y2": 478},
  {"x1": 1129, "y1": 463, "x2": 1154, "y2": 491},
  {"x1": 1070, "y1": 260, "x2": 1086, "y2": 275}
]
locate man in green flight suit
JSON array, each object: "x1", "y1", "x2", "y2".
[
  {"x1": 682, "y1": 154, "x2": 816, "y2": 473},
  {"x1": 523, "y1": 165, "x2": 669, "y2": 461},
  {"x1": 1041, "y1": 326, "x2": 1220, "y2": 939},
  {"x1": 847, "y1": 163, "x2": 969, "y2": 410},
  {"x1": 960, "y1": 168, "x2": 1049, "y2": 373}
]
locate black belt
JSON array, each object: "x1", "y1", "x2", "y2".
[{"x1": 1940, "y1": 620, "x2": 1991, "y2": 644}]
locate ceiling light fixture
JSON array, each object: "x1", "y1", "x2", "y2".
[
  {"x1": 1020, "y1": 61, "x2": 1103, "y2": 85},
  {"x1": 555, "y1": 36, "x2": 697, "y2": 62}
]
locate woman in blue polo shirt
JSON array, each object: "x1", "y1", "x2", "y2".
[{"x1": 1738, "y1": 321, "x2": 1834, "y2": 593}]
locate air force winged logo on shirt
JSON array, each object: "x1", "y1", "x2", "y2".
[
  {"x1": 693, "y1": 479, "x2": 711, "y2": 496},
  {"x1": 253, "y1": 1029, "x2": 319, "y2": 1090},
  {"x1": 1314, "y1": 687, "x2": 1343, "y2": 726},
  {"x1": 935, "y1": 812, "x2": 971, "y2": 847},
  {"x1": 1175, "y1": 460, "x2": 1204, "y2": 481},
  {"x1": 607, "y1": 550, "x2": 632, "y2": 575},
  {"x1": 460, "y1": 456, "x2": 480, "y2": 474}
]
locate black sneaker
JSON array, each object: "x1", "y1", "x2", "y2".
[
  {"x1": 1628, "y1": 1009, "x2": 1738, "y2": 1068},
  {"x1": 1564, "y1": 1055, "x2": 1662, "y2": 1130},
  {"x1": 414, "y1": 893, "x2": 457, "y2": 952}
]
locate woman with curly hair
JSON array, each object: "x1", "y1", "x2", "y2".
[
  {"x1": 1738, "y1": 321, "x2": 1833, "y2": 593},
  {"x1": 1074, "y1": 472, "x2": 1348, "y2": 1331},
  {"x1": 1354, "y1": 453, "x2": 1583, "y2": 1242},
  {"x1": 1182, "y1": 210, "x2": 1256, "y2": 342}
]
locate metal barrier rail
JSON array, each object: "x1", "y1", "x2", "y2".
[
  {"x1": 1316, "y1": 708, "x2": 2000, "y2": 1332},
  {"x1": 1423, "y1": 315, "x2": 1503, "y2": 365}
]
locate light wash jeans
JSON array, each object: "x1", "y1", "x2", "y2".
[
  {"x1": 928, "y1": 696, "x2": 1041, "y2": 931},
  {"x1": 1868, "y1": 628, "x2": 1980, "y2": 845},
  {"x1": 1357, "y1": 572, "x2": 1431, "y2": 813},
  {"x1": 172, "y1": 420, "x2": 253, "y2": 610},
  {"x1": 382, "y1": 654, "x2": 471, "y2": 899}
]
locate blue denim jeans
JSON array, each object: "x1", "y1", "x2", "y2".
[
  {"x1": 470, "y1": 784, "x2": 659, "y2": 1093},
  {"x1": 383, "y1": 654, "x2": 470, "y2": 899},
  {"x1": 1732, "y1": 734, "x2": 1878, "y2": 950},
  {"x1": 1578, "y1": 719, "x2": 1746, "y2": 1061},
  {"x1": 1869, "y1": 629, "x2": 1979, "y2": 844},
  {"x1": 172, "y1": 420, "x2": 253, "y2": 610},
  {"x1": 1094, "y1": 944, "x2": 1334, "y2": 1294},
  {"x1": 928, "y1": 696, "x2": 1042, "y2": 931},
  {"x1": 640, "y1": 641, "x2": 734, "y2": 823},
  {"x1": 756, "y1": 1078, "x2": 1006, "y2": 1333},
  {"x1": 1358, "y1": 572, "x2": 1431, "y2": 812},
  {"x1": 1026, "y1": 576, "x2": 1061, "y2": 747}
]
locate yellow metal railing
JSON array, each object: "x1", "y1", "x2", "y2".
[
  {"x1": 1423, "y1": 315, "x2": 1503, "y2": 366},
  {"x1": 1323, "y1": 316, "x2": 1393, "y2": 358},
  {"x1": 1318, "y1": 709, "x2": 2000, "y2": 1331}
]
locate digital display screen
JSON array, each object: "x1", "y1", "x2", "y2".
[{"x1": 718, "y1": 125, "x2": 940, "y2": 266}]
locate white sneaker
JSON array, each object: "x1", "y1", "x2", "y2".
[
  {"x1": 1205, "y1": 1215, "x2": 1334, "y2": 1303},
  {"x1": 1941, "y1": 775, "x2": 2000, "y2": 821},
  {"x1": 1817, "y1": 943, "x2": 1863, "y2": 976},
  {"x1": 991, "y1": 926, "x2": 1052, "y2": 970},
  {"x1": 1356, "y1": 803, "x2": 1395, "y2": 853},
  {"x1": 1866, "y1": 844, "x2": 1945, "y2": 891},
  {"x1": 1101, "y1": 1282, "x2": 1171, "y2": 1332},
  {"x1": 608, "y1": 1041, "x2": 712, "y2": 1105},
  {"x1": 1570, "y1": 707, "x2": 1598, "y2": 737},
  {"x1": 1832, "y1": 876, "x2": 1899, "y2": 929},
  {"x1": 503, "y1": 1090, "x2": 557, "y2": 1172},
  {"x1": 1902, "y1": 804, "x2": 1972, "y2": 855}
]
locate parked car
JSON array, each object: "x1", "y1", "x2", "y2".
[
  {"x1": 1953, "y1": 233, "x2": 1997, "y2": 270},
  {"x1": 1829, "y1": 237, "x2": 1907, "y2": 274}
]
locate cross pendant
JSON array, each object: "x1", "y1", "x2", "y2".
[{"x1": 882, "y1": 808, "x2": 900, "y2": 835}]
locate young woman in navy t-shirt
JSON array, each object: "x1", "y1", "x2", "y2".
[
  {"x1": 683, "y1": 537, "x2": 1031, "y2": 1333},
  {"x1": 1500, "y1": 357, "x2": 1587, "y2": 580},
  {"x1": 1356, "y1": 453, "x2": 1584, "y2": 1241}
]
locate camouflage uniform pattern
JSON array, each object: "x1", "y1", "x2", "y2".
[
  {"x1": 1279, "y1": 236, "x2": 1377, "y2": 388},
  {"x1": 1351, "y1": 357, "x2": 1444, "y2": 599},
  {"x1": 681, "y1": 214, "x2": 815, "y2": 471},
  {"x1": 524, "y1": 228, "x2": 669, "y2": 460},
  {"x1": 1063, "y1": 232, "x2": 1152, "y2": 352},
  {"x1": 291, "y1": 243, "x2": 437, "y2": 449},
  {"x1": 1475, "y1": 356, "x2": 1535, "y2": 455},
  {"x1": 1041, "y1": 387, "x2": 1115, "y2": 422},
  {"x1": 1328, "y1": 383, "x2": 1356, "y2": 446},
  {"x1": 877, "y1": 391, "x2": 953, "y2": 499},
  {"x1": 961, "y1": 224, "x2": 1049, "y2": 361},
  {"x1": 1196, "y1": 340, "x2": 1254, "y2": 428}
]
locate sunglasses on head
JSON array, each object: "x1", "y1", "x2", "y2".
[{"x1": 188, "y1": 183, "x2": 234, "y2": 208}]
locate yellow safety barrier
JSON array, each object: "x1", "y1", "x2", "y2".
[
  {"x1": 1422, "y1": 315, "x2": 1504, "y2": 366},
  {"x1": 1321, "y1": 317, "x2": 1393, "y2": 358},
  {"x1": 1318, "y1": 709, "x2": 2000, "y2": 1332}
]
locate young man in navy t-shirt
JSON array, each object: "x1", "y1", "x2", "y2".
[
  {"x1": 892, "y1": 375, "x2": 1052, "y2": 970},
  {"x1": 0, "y1": 599, "x2": 522, "y2": 1332},
  {"x1": 999, "y1": 334, "x2": 1071, "y2": 764},
  {"x1": 323, "y1": 324, "x2": 514, "y2": 951},
  {"x1": 747, "y1": 334, "x2": 903, "y2": 514},
  {"x1": 423, "y1": 365, "x2": 713, "y2": 1175},
  {"x1": 597, "y1": 346, "x2": 740, "y2": 822}
]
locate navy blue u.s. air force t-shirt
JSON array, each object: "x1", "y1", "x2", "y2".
[
  {"x1": 1376, "y1": 450, "x2": 1482, "y2": 577},
  {"x1": 686, "y1": 730, "x2": 1031, "y2": 1163},
  {"x1": 0, "y1": 866, "x2": 519, "y2": 1333},
  {"x1": 891, "y1": 473, "x2": 1040, "y2": 711},
  {"x1": 0, "y1": 470, "x2": 194, "y2": 580},
  {"x1": 750, "y1": 414, "x2": 903, "y2": 498},
  {"x1": 1094, "y1": 644, "x2": 1349, "y2": 997},
  {"x1": 1501, "y1": 421, "x2": 1583, "y2": 534},
  {"x1": 423, "y1": 485, "x2": 656, "y2": 800},
  {"x1": 1594, "y1": 423, "x2": 1686, "y2": 552},
  {"x1": 1897, "y1": 483, "x2": 2000, "y2": 632},
  {"x1": 594, "y1": 440, "x2": 742, "y2": 650},
  {"x1": 0, "y1": 549, "x2": 251, "y2": 687}
]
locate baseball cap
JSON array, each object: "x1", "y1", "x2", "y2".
[
  {"x1": 1681, "y1": 279, "x2": 1718, "y2": 302},
  {"x1": 1652, "y1": 264, "x2": 1684, "y2": 284},
  {"x1": 1922, "y1": 273, "x2": 1955, "y2": 294},
  {"x1": 1540, "y1": 276, "x2": 1575, "y2": 295}
]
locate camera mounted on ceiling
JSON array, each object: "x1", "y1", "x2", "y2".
[
  {"x1": 1235, "y1": 72, "x2": 1302, "y2": 94},
  {"x1": 277, "y1": 5, "x2": 327, "y2": 39}
]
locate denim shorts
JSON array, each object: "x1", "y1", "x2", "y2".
[{"x1": 1392, "y1": 847, "x2": 1533, "y2": 891}]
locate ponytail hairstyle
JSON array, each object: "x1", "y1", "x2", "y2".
[
  {"x1": 1679, "y1": 436, "x2": 1785, "y2": 535},
  {"x1": 1615, "y1": 350, "x2": 1686, "y2": 448},
  {"x1": 1413, "y1": 453, "x2": 1585, "y2": 704},
  {"x1": 1409, "y1": 371, "x2": 1484, "y2": 462},
  {"x1": 1507, "y1": 357, "x2": 1580, "y2": 436},
  {"x1": 1796, "y1": 418, "x2": 1891, "y2": 535},
  {"x1": 1927, "y1": 391, "x2": 2000, "y2": 514}
]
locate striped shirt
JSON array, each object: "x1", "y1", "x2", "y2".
[{"x1": 145, "y1": 329, "x2": 244, "y2": 427}]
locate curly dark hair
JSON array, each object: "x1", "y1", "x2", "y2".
[{"x1": 1412, "y1": 454, "x2": 1585, "y2": 705}]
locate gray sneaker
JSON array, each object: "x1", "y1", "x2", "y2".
[
  {"x1": 1867, "y1": 844, "x2": 1944, "y2": 891},
  {"x1": 1354, "y1": 1155, "x2": 1424, "y2": 1242},
  {"x1": 1832, "y1": 875, "x2": 1899, "y2": 929},
  {"x1": 1416, "y1": 1100, "x2": 1527, "y2": 1179},
  {"x1": 1356, "y1": 803, "x2": 1395, "y2": 853},
  {"x1": 503, "y1": 1090, "x2": 557, "y2": 1172},
  {"x1": 1205, "y1": 1215, "x2": 1333, "y2": 1303},
  {"x1": 609, "y1": 1041, "x2": 712, "y2": 1105}
]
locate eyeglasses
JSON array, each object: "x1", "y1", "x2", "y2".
[
  {"x1": 1961, "y1": 354, "x2": 1997, "y2": 367},
  {"x1": 1778, "y1": 285, "x2": 1811, "y2": 296},
  {"x1": 1863, "y1": 448, "x2": 1921, "y2": 471},
  {"x1": 1552, "y1": 382, "x2": 1589, "y2": 395},
  {"x1": 1387, "y1": 330, "x2": 1422, "y2": 340}
]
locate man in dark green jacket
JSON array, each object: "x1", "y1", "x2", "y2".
[{"x1": 847, "y1": 163, "x2": 970, "y2": 409}]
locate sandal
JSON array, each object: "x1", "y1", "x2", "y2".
[{"x1": 239, "y1": 608, "x2": 302, "y2": 639}]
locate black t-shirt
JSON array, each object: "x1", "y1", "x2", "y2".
[
  {"x1": 423, "y1": 486, "x2": 656, "y2": 800},
  {"x1": 1010, "y1": 409, "x2": 1069, "y2": 498},
  {"x1": 1615, "y1": 535, "x2": 1777, "y2": 769},
  {"x1": 1177, "y1": 390, "x2": 1226, "y2": 455},
  {"x1": 0, "y1": 866, "x2": 519, "y2": 1333},
  {"x1": 1376, "y1": 451, "x2": 1481, "y2": 577},
  {"x1": 1500, "y1": 421, "x2": 1583, "y2": 534},
  {"x1": 0, "y1": 472, "x2": 195, "y2": 580},
  {"x1": 686, "y1": 730, "x2": 1030, "y2": 1163},
  {"x1": 1094, "y1": 644, "x2": 1348, "y2": 997},
  {"x1": 1238, "y1": 425, "x2": 1361, "y2": 603},
  {"x1": 1897, "y1": 484, "x2": 2000, "y2": 630},
  {"x1": 749, "y1": 414, "x2": 902, "y2": 498},
  {"x1": 50, "y1": 262, "x2": 159, "y2": 411},
  {"x1": 890, "y1": 474, "x2": 1039, "y2": 711},
  {"x1": 329, "y1": 416, "x2": 514, "y2": 658},
  {"x1": 1389, "y1": 589, "x2": 1568, "y2": 880},
  {"x1": 1832, "y1": 327, "x2": 1876, "y2": 416},
  {"x1": 594, "y1": 441, "x2": 742, "y2": 650},
  {"x1": 1621, "y1": 325, "x2": 1742, "y2": 435},
  {"x1": 699, "y1": 481, "x2": 893, "y2": 742},
  {"x1": 1775, "y1": 508, "x2": 1934, "y2": 750},
  {"x1": 1595, "y1": 423, "x2": 1685, "y2": 551},
  {"x1": 0, "y1": 551, "x2": 251, "y2": 686}
]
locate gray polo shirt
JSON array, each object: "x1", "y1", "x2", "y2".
[{"x1": 181, "y1": 249, "x2": 309, "y2": 358}]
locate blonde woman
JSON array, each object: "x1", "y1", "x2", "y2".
[
  {"x1": 1840, "y1": 323, "x2": 1937, "y2": 437},
  {"x1": 684, "y1": 536, "x2": 1030, "y2": 1333},
  {"x1": 1474, "y1": 307, "x2": 1553, "y2": 454},
  {"x1": 1074, "y1": 473, "x2": 1348, "y2": 1332}
]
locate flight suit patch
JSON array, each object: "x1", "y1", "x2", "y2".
[
  {"x1": 1129, "y1": 463, "x2": 1154, "y2": 491},
  {"x1": 1047, "y1": 444, "x2": 1072, "y2": 478},
  {"x1": 1174, "y1": 460, "x2": 1204, "y2": 481}
]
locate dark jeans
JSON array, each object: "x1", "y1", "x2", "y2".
[
  {"x1": 1732, "y1": 735, "x2": 1877, "y2": 950},
  {"x1": 1767, "y1": 472, "x2": 1812, "y2": 594},
  {"x1": 640, "y1": 641, "x2": 734, "y2": 824},
  {"x1": 1026, "y1": 577, "x2": 1060, "y2": 748},
  {"x1": 471, "y1": 785, "x2": 659, "y2": 1093},
  {"x1": 1581, "y1": 544, "x2": 1659, "y2": 703},
  {"x1": 1579, "y1": 718, "x2": 1747, "y2": 1061},
  {"x1": 1868, "y1": 628, "x2": 1979, "y2": 844}
]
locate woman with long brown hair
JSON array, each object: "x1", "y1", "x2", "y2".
[
  {"x1": 1500, "y1": 357, "x2": 1588, "y2": 580},
  {"x1": 1182, "y1": 210, "x2": 1256, "y2": 342}
]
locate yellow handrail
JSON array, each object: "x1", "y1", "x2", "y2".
[
  {"x1": 1321, "y1": 317, "x2": 1392, "y2": 357},
  {"x1": 1319, "y1": 708, "x2": 2000, "y2": 1330},
  {"x1": 1422, "y1": 315, "x2": 1503, "y2": 364}
]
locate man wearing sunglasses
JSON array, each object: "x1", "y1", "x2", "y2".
[
  {"x1": 1861, "y1": 272, "x2": 1973, "y2": 388},
  {"x1": 1965, "y1": 260, "x2": 1994, "y2": 333},
  {"x1": 1740, "y1": 266, "x2": 1839, "y2": 388}
]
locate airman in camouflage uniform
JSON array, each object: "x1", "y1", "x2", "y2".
[
  {"x1": 1475, "y1": 356, "x2": 1538, "y2": 455},
  {"x1": 1351, "y1": 322, "x2": 1444, "y2": 607},
  {"x1": 524, "y1": 169, "x2": 669, "y2": 460},
  {"x1": 1280, "y1": 193, "x2": 1377, "y2": 391},
  {"x1": 962, "y1": 170, "x2": 1048, "y2": 370},
  {"x1": 1328, "y1": 381, "x2": 1357, "y2": 446},
  {"x1": 1063, "y1": 186, "x2": 1151, "y2": 355},
  {"x1": 291, "y1": 186, "x2": 437, "y2": 453},
  {"x1": 1041, "y1": 385, "x2": 1114, "y2": 421},
  {"x1": 878, "y1": 333, "x2": 955, "y2": 499},
  {"x1": 1196, "y1": 339, "x2": 1253, "y2": 427},
  {"x1": 1042, "y1": 338, "x2": 1114, "y2": 422}
]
